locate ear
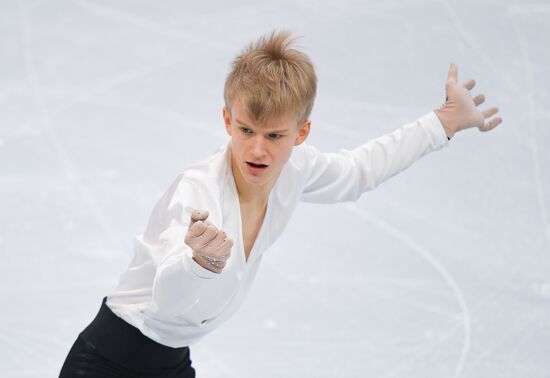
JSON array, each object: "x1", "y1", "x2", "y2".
[
  {"x1": 223, "y1": 107, "x2": 232, "y2": 136},
  {"x1": 294, "y1": 120, "x2": 311, "y2": 146}
]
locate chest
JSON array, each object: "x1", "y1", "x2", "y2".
[{"x1": 239, "y1": 203, "x2": 267, "y2": 262}]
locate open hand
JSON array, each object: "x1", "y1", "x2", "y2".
[
  {"x1": 184, "y1": 209, "x2": 233, "y2": 273},
  {"x1": 434, "y1": 63, "x2": 503, "y2": 139}
]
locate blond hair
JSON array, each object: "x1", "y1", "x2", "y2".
[{"x1": 223, "y1": 29, "x2": 317, "y2": 126}]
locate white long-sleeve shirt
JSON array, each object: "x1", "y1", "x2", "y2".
[{"x1": 106, "y1": 111, "x2": 450, "y2": 347}]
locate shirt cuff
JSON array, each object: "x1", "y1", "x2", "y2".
[
  {"x1": 185, "y1": 248, "x2": 220, "y2": 279},
  {"x1": 421, "y1": 111, "x2": 451, "y2": 149}
]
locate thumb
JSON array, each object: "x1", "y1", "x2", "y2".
[{"x1": 189, "y1": 209, "x2": 209, "y2": 226}]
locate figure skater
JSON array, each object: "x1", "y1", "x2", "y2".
[{"x1": 59, "y1": 29, "x2": 502, "y2": 377}]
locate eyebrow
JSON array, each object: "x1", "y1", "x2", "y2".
[{"x1": 235, "y1": 118, "x2": 289, "y2": 133}]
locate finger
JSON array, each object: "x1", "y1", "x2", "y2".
[
  {"x1": 187, "y1": 221, "x2": 215, "y2": 242},
  {"x1": 190, "y1": 209, "x2": 209, "y2": 226},
  {"x1": 187, "y1": 220, "x2": 208, "y2": 237},
  {"x1": 479, "y1": 117, "x2": 503, "y2": 132},
  {"x1": 481, "y1": 107, "x2": 499, "y2": 119},
  {"x1": 193, "y1": 225, "x2": 219, "y2": 248},
  {"x1": 217, "y1": 236, "x2": 233, "y2": 254},
  {"x1": 201, "y1": 231, "x2": 227, "y2": 255},
  {"x1": 473, "y1": 94, "x2": 485, "y2": 106},
  {"x1": 203, "y1": 237, "x2": 233, "y2": 257},
  {"x1": 463, "y1": 79, "x2": 475, "y2": 91},
  {"x1": 447, "y1": 63, "x2": 458, "y2": 83}
]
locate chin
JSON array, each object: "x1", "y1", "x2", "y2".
[
  {"x1": 243, "y1": 170, "x2": 271, "y2": 185},
  {"x1": 245, "y1": 176, "x2": 269, "y2": 186}
]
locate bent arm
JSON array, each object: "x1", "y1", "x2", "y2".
[{"x1": 140, "y1": 177, "x2": 219, "y2": 319}]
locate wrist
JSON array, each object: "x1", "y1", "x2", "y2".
[
  {"x1": 192, "y1": 254, "x2": 223, "y2": 274},
  {"x1": 434, "y1": 108, "x2": 455, "y2": 140}
]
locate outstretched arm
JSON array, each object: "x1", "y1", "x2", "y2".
[
  {"x1": 299, "y1": 64, "x2": 502, "y2": 204},
  {"x1": 434, "y1": 63, "x2": 503, "y2": 140},
  {"x1": 300, "y1": 112, "x2": 448, "y2": 203}
]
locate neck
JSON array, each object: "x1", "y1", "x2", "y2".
[{"x1": 230, "y1": 151, "x2": 274, "y2": 206}]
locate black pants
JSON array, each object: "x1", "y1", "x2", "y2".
[{"x1": 59, "y1": 296, "x2": 196, "y2": 377}]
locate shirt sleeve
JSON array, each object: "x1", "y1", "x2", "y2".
[
  {"x1": 141, "y1": 176, "x2": 220, "y2": 318},
  {"x1": 300, "y1": 111, "x2": 450, "y2": 203}
]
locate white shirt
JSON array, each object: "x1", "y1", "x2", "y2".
[{"x1": 106, "y1": 111, "x2": 450, "y2": 347}]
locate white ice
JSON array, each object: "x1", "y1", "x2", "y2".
[{"x1": 1, "y1": 0, "x2": 549, "y2": 377}]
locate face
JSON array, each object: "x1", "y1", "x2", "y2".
[{"x1": 223, "y1": 95, "x2": 311, "y2": 192}]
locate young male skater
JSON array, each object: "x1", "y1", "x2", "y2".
[{"x1": 59, "y1": 29, "x2": 502, "y2": 376}]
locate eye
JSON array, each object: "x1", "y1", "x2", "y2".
[
  {"x1": 268, "y1": 133, "x2": 282, "y2": 140},
  {"x1": 240, "y1": 127, "x2": 252, "y2": 135}
]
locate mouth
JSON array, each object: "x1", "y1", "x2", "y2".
[
  {"x1": 245, "y1": 161, "x2": 269, "y2": 173},
  {"x1": 246, "y1": 162, "x2": 269, "y2": 168}
]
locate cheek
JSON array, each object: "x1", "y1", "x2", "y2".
[
  {"x1": 273, "y1": 144, "x2": 293, "y2": 165},
  {"x1": 231, "y1": 137, "x2": 244, "y2": 153}
]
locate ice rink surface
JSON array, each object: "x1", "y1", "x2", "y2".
[{"x1": 1, "y1": 0, "x2": 549, "y2": 376}]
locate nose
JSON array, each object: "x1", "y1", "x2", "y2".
[{"x1": 250, "y1": 135, "x2": 266, "y2": 157}]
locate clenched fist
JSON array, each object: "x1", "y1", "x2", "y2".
[{"x1": 184, "y1": 209, "x2": 233, "y2": 273}]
